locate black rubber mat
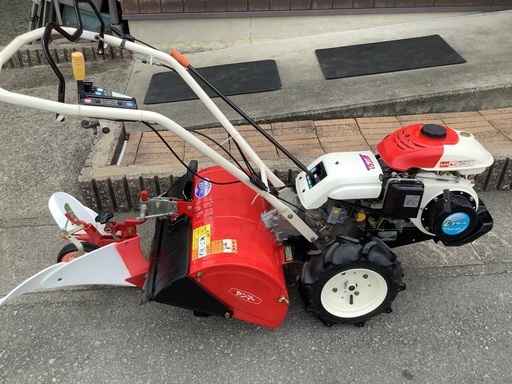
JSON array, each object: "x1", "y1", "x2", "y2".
[
  {"x1": 144, "y1": 59, "x2": 281, "y2": 104},
  {"x1": 315, "y1": 35, "x2": 466, "y2": 79}
]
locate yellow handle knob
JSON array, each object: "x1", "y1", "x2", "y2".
[{"x1": 71, "y1": 52, "x2": 85, "y2": 81}]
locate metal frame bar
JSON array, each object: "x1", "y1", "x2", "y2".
[{"x1": 0, "y1": 27, "x2": 318, "y2": 241}]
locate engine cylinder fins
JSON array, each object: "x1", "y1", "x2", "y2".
[
  {"x1": 420, "y1": 124, "x2": 447, "y2": 139},
  {"x1": 421, "y1": 191, "x2": 478, "y2": 241}
]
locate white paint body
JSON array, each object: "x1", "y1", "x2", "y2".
[
  {"x1": 422, "y1": 131, "x2": 494, "y2": 175},
  {"x1": 296, "y1": 152, "x2": 383, "y2": 210}
]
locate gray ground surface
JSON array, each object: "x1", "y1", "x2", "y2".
[
  {"x1": 0, "y1": 256, "x2": 510, "y2": 384},
  {"x1": 0, "y1": 0, "x2": 32, "y2": 46}
]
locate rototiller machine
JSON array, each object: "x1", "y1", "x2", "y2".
[{"x1": 0, "y1": 1, "x2": 494, "y2": 328}]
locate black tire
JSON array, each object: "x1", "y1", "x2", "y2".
[
  {"x1": 57, "y1": 242, "x2": 99, "y2": 263},
  {"x1": 299, "y1": 237, "x2": 405, "y2": 326}
]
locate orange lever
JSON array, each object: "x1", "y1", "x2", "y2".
[{"x1": 170, "y1": 49, "x2": 190, "y2": 68}]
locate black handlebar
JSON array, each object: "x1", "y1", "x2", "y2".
[{"x1": 41, "y1": 0, "x2": 105, "y2": 109}]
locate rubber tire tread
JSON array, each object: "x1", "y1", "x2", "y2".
[
  {"x1": 299, "y1": 240, "x2": 405, "y2": 326},
  {"x1": 57, "y1": 242, "x2": 100, "y2": 263}
]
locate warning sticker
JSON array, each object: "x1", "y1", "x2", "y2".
[
  {"x1": 192, "y1": 225, "x2": 211, "y2": 260},
  {"x1": 403, "y1": 195, "x2": 421, "y2": 208},
  {"x1": 211, "y1": 239, "x2": 238, "y2": 254}
]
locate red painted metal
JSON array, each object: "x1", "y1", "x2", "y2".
[
  {"x1": 116, "y1": 235, "x2": 149, "y2": 288},
  {"x1": 376, "y1": 123, "x2": 459, "y2": 171},
  {"x1": 62, "y1": 211, "x2": 149, "y2": 288},
  {"x1": 187, "y1": 166, "x2": 289, "y2": 328}
]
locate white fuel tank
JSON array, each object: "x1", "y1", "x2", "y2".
[
  {"x1": 296, "y1": 152, "x2": 383, "y2": 209},
  {"x1": 376, "y1": 124, "x2": 493, "y2": 175}
]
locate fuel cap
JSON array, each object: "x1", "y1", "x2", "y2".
[{"x1": 420, "y1": 124, "x2": 447, "y2": 139}]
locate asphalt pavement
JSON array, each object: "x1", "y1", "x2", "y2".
[{"x1": 0, "y1": 9, "x2": 511, "y2": 384}]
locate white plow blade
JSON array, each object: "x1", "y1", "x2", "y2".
[{"x1": 0, "y1": 243, "x2": 135, "y2": 306}]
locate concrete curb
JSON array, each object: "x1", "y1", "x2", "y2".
[
  {"x1": 189, "y1": 84, "x2": 512, "y2": 130},
  {"x1": 286, "y1": 85, "x2": 512, "y2": 127}
]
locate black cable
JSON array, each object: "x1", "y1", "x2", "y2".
[
  {"x1": 145, "y1": 61, "x2": 259, "y2": 176},
  {"x1": 125, "y1": 39, "x2": 268, "y2": 185},
  {"x1": 230, "y1": 138, "x2": 258, "y2": 176},
  {"x1": 186, "y1": 64, "x2": 315, "y2": 180},
  {"x1": 274, "y1": 194, "x2": 306, "y2": 214},
  {"x1": 163, "y1": 63, "x2": 257, "y2": 175},
  {"x1": 168, "y1": 61, "x2": 255, "y2": 173},
  {"x1": 141, "y1": 122, "x2": 241, "y2": 186},
  {"x1": 111, "y1": 27, "x2": 160, "y2": 51},
  {"x1": 189, "y1": 129, "x2": 246, "y2": 170}
]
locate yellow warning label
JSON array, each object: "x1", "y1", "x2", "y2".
[{"x1": 192, "y1": 224, "x2": 211, "y2": 260}]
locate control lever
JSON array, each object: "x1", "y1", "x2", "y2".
[{"x1": 71, "y1": 52, "x2": 138, "y2": 110}]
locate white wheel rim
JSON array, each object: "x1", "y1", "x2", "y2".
[{"x1": 320, "y1": 268, "x2": 388, "y2": 319}]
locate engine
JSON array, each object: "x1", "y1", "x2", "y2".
[{"x1": 273, "y1": 123, "x2": 494, "y2": 251}]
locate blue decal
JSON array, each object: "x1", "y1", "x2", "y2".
[
  {"x1": 441, "y1": 212, "x2": 470, "y2": 235},
  {"x1": 195, "y1": 179, "x2": 212, "y2": 199}
]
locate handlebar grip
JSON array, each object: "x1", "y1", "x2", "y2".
[
  {"x1": 170, "y1": 49, "x2": 190, "y2": 68},
  {"x1": 71, "y1": 52, "x2": 86, "y2": 81}
]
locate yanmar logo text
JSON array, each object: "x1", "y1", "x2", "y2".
[
  {"x1": 229, "y1": 288, "x2": 262, "y2": 304},
  {"x1": 360, "y1": 154, "x2": 376, "y2": 170}
]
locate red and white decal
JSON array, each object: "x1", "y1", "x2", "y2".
[
  {"x1": 229, "y1": 288, "x2": 262, "y2": 304},
  {"x1": 440, "y1": 160, "x2": 475, "y2": 168}
]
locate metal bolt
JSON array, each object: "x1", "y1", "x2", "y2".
[
  {"x1": 346, "y1": 281, "x2": 357, "y2": 291},
  {"x1": 332, "y1": 288, "x2": 338, "y2": 293},
  {"x1": 224, "y1": 312, "x2": 231, "y2": 318},
  {"x1": 287, "y1": 214, "x2": 293, "y2": 219},
  {"x1": 363, "y1": 274, "x2": 368, "y2": 279},
  {"x1": 354, "y1": 291, "x2": 360, "y2": 296},
  {"x1": 197, "y1": 272, "x2": 203, "y2": 282}
]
